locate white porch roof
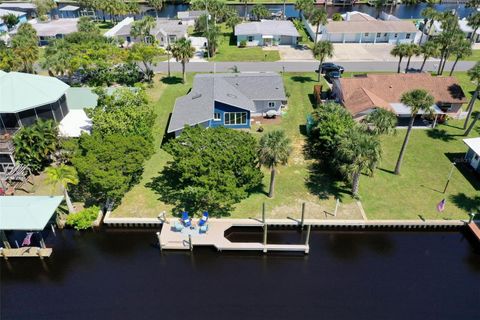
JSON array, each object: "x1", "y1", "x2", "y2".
[
  {"x1": 463, "y1": 137, "x2": 480, "y2": 155},
  {"x1": 390, "y1": 103, "x2": 444, "y2": 116}
]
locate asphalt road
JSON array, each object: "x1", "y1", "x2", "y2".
[{"x1": 154, "y1": 60, "x2": 477, "y2": 73}]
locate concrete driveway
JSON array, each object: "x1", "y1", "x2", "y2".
[
  {"x1": 266, "y1": 45, "x2": 315, "y2": 61},
  {"x1": 332, "y1": 44, "x2": 427, "y2": 62}
]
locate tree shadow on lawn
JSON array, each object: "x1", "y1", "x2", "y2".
[
  {"x1": 427, "y1": 128, "x2": 457, "y2": 142},
  {"x1": 305, "y1": 161, "x2": 350, "y2": 201},
  {"x1": 161, "y1": 76, "x2": 183, "y2": 85},
  {"x1": 290, "y1": 75, "x2": 316, "y2": 83},
  {"x1": 449, "y1": 193, "x2": 480, "y2": 213},
  {"x1": 445, "y1": 152, "x2": 480, "y2": 191}
]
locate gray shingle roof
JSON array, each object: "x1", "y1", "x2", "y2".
[
  {"x1": 235, "y1": 20, "x2": 299, "y2": 37},
  {"x1": 167, "y1": 73, "x2": 287, "y2": 133}
]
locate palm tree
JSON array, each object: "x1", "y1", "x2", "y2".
[
  {"x1": 309, "y1": 8, "x2": 327, "y2": 44},
  {"x1": 204, "y1": 26, "x2": 220, "y2": 57},
  {"x1": 419, "y1": 41, "x2": 439, "y2": 73},
  {"x1": 337, "y1": 127, "x2": 381, "y2": 197},
  {"x1": 313, "y1": 40, "x2": 334, "y2": 82},
  {"x1": 404, "y1": 43, "x2": 420, "y2": 73},
  {"x1": 295, "y1": 0, "x2": 313, "y2": 20},
  {"x1": 251, "y1": 4, "x2": 269, "y2": 21},
  {"x1": 130, "y1": 16, "x2": 156, "y2": 43},
  {"x1": 390, "y1": 43, "x2": 409, "y2": 74},
  {"x1": 242, "y1": 0, "x2": 248, "y2": 20},
  {"x1": 420, "y1": 7, "x2": 439, "y2": 43},
  {"x1": 45, "y1": 164, "x2": 79, "y2": 214},
  {"x1": 464, "y1": 112, "x2": 479, "y2": 136},
  {"x1": 467, "y1": 11, "x2": 480, "y2": 44},
  {"x1": 394, "y1": 89, "x2": 434, "y2": 175},
  {"x1": 148, "y1": 0, "x2": 163, "y2": 18},
  {"x1": 171, "y1": 38, "x2": 195, "y2": 83},
  {"x1": 373, "y1": 0, "x2": 386, "y2": 19},
  {"x1": 449, "y1": 38, "x2": 472, "y2": 76},
  {"x1": 258, "y1": 130, "x2": 292, "y2": 198},
  {"x1": 364, "y1": 108, "x2": 397, "y2": 135},
  {"x1": 226, "y1": 13, "x2": 242, "y2": 33},
  {"x1": 463, "y1": 62, "x2": 480, "y2": 130}
]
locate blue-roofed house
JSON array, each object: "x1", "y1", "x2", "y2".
[
  {"x1": 167, "y1": 73, "x2": 287, "y2": 137},
  {"x1": 0, "y1": 8, "x2": 27, "y2": 32},
  {"x1": 58, "y1": 5, "x2": 81, "y2": 19}
]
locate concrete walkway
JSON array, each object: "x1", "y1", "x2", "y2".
[{"x1": 332, "y1": 44, "x2": 429, "y2": 62}]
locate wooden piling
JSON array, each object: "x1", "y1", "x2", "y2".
[
  {"x1": 301, "y1": 202, "x2": 305, "y2": 230},
  {"x1": 188, "y1": 234, "x2": 193, "y2": 251},
  {"x1": 263, "y1": 223, "x2": 267, "y2": 253},
  {"x1": 156, "y1": 232, "x2": 162, "y2": 252},
  {"x1": 262, "y1": 202, "x2": 265, "y2": 224},
  {"x1": 305, "y1": 224, "x2": 311, "y2": 254}
]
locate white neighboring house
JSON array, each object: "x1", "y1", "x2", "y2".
[
  {"x1": 235, "y1": 20, "x2": 299, "y2": 47},
  {"x1": 104, "y1": 17, "x2": 188, "y2": 47},
  {"x1": 177, "y1": 10, "x2": 207, "y2": 26},
  {"x1": 305, "y1": 11, "x2": 420, "y2": 44},
  {"x1": 430, "y1": 18, "x2": 480, "y2": 43}
]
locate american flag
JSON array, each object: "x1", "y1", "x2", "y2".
[
  {"x1": 437, "y1": 199, "x2": 446, "y2": 212},
  {"x1": 22, "y1": 232, "x2": 33, "y2": 246}
]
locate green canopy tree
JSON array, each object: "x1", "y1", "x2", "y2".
[
  {"x1": 390, "y1": 43, "x2": 409, "y2": 74},
  {"x1": 226, "y1": 10, "x2": 242, "y2": 33},
  {"x1": 204, "y1": 25, "x2": 220, "y2": 57},
  {"x1": 364, "y1": 108, "x2": 397, "y2": 136},
  {"x1": 313, "y1": 40, "x2": 334, "y2": 82},
  {"x1": 420, "y1": 7, "x2": 439, "y2": 44},
  {"x1": 309, "y1": 8, "x2": 327, "y2": 44},
  {"x1": 151, "y1": 126, "x2": 263, "y2": 216},
  {"x1": 394, "y1": 89, "x2": 434, "y2": 175},
  {"x1": 467, "y1": 12, "x2": 480, "y2": 44},
  {"x1": 1, "y1": 13, "x2": 19, "y2": 30},
  {"x1": 251, "y1": 4, "x2": 270, "y2": 20},
  {"x1": 336, "y1": 127, "x2": 381, "y2": 197},
  {"x1": 258, "y1": 130, "x2": 292, "y2": 198},
  {"x1": 128, "y1": 42, "x2": 165, "y2": 81},
  {"x1": 449, "y1": 38, "x2": 472, "y2": 76},
  {"x1": 419, "y1": 41, "x2": 439, "y2": 73},
  {"x1": 11, "y1": 23, "x2": 39, "y2": 73},
  {"x1": 463, "y1": 62, "x2": 480, "y2": 130},
  {"x1": 404, "y1": 43, "x2": 420, "y2": 72},
  {"x1": 130, "y1": 16, "x2": 156, "y2": 43},
  {"x1": 171, "y1": 38, "x2": 195, "y2": 83},
  {"x1": 45, "y1": 164, "x2": 79, "y2": 213},
  {"x1": 295, "y1": 0, "x2": 313, "y2": 20},
  {"x1": 77, "y1": 16, "x2": 100, "y2": 33},
  {"x1": 34, "y1": 0, "x2": 56, "y2": 20}
]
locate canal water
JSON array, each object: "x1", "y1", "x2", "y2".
[{"x1": 1, "y1": 228, "x2": 479, "y2": 319}]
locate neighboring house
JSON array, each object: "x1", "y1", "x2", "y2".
[
  {"x1": 104, "y1": 17, "x2": 188, "y2": 47},
  {"x1": 429, "y1": 18, "x2": 480, "y2": 44},
  {"x1": 332, "y1": 73, "x2": 467, "y2": 121},
  {"x1": 177, "y1": 10, "x2": 207, "y2": 26},
  {"x1": 235, "y1": 20, "x2": 299, "y2": 47},
  {"x1": 24, "y1": 18, "x2": 79, "y2": 45},
  {"x1": 0, "y1": 71, "x2": 97, "y2": 172},
  {"x1": 306, "y1": 11, "x2": 420, "y2": 44},
  {"x1": 463, "y1": 137, "x2": 480, "y2": 174},
  {"x1": 0, "y1": 2, "x2": 36, "y2": 19},
  {"x1": 167, "y1": 73, "x2": 287, "y2": 137},
  {"x1": 58, "y1": 5, "x2": 81, "y2": 19},
  {"x1": 0, "y1": 8, "x2": 27, "y2": 32}
]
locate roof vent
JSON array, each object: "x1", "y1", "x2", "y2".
[
  {"x1": 192, "y1": 93, "x2": 202, "y2": 99},
  {"x1": 227, "y1": 93, "x2": 237, "y2": 98},
  {"x1": 389, "y1": 85, "x2": 393, "y2": 89}
]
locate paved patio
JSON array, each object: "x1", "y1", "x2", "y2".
[{"x1": 265, "y1": 45, "x2": 315, "y2": 61}]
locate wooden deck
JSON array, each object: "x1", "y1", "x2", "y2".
[
  {"x1": 1, "y1": 247, "x2": 52, "y2": 258},
  {"x1": 468, "y1": 222, "x2": 480, "y2": 241},
  {"x1": 159, "y1": 219, "x2": 309, "y2": 253}
]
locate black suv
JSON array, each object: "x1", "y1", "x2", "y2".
[{"x1": 317, "y1": 63, "x2": 344, "y2": 74}]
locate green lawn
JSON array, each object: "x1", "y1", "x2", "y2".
[
  {"x1": 207, "y1": 24, "x2": 280, "y2": 62},
  {"x1": 449, "y1": 50, "x2": 480, "y2": 62}
]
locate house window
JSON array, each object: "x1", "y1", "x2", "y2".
[
  {"x1": 268, "y1": 102, "x2": 275, "y2": 108},
  {"x1": 376, "y1": 33, "x2": 381, "y2": 37},
  {"x1": 169, "y1": 35, "x2": 176, "y2": 43},
  {"x1": 248, "y1": 36, "x2": 254, "y2": 42},
  {"x1": 224, "y1": 112, "x2": 247, "y2": 125},
  {"x1": 213, "y1": 112, "x2": 221, "y2": 121},
  {"x1": 384, "y1": 33, "x2": 387, "y2": 37},
  {"x1": 406, "y1": 33, "x2": 411, "y2": 39},
  {"x1": 394, "y1": 33, "x2": 398, "y2": 38},
  {"x1": 364, "y1": 33, "x2": 369, "y2": 37}
]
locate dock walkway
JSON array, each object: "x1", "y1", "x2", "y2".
[
  {"x1": 0, "y1": 247, "x2": 52, "y2": 258},
  {"x1": 468, "y1": 222, "x2": 480, "y2": 242}
]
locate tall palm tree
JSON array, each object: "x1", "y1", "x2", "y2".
[
  {"x1": 449, "y1": 38, "x2": 472, "y2": 76},
  {"x1": 309, "y1": 8, "x2": 327, "y2": 44},
  {"x1": 463, "y1": 62, "x2": 480, "y2": 130},
  {"x1": 130, "y1": 16, "x2": 156, "y2": 43},
  {"x1": 313, "y1": 40, "x2": 334, "y2": 82},
  {"x1": 420, "y1": 7, "x2": 439, "y2": 43},
  {"x1": 45, "y1": 164, "x2": 79, "y2": 213},
  {"x1": 464, "y1": 112, "x2": 479, "y2": 136},
  {"x1": 148, "y1": 0, "x2": 163, "y2": 18},
  {"x1": 171, "y1": 38, "x2": 195, "y2": 83},
  {"x1": 390, "y1": 43, "x2": 409, "y2": 74},
  {"x1": 404, "y1": 43, "x2": 420, "y2": 73},
  {"x1": 364, "y1": 108, "x2": 397, "y2": 135},
  {"x1": 242, "y1": 0, "x2": 248, "y2": 20},
  {"x1": 295, "y1": 0, "x2": 313, "y2": 20},
  {"x1": 226, "y1": 12, "x2": 242, "y2": 33},
  {"x1": 337, "y1": 127, "x2": 381, "y2": 197},
  {"x1": 394, "y1": 89, "x2": 434, "y2": 175},
  {"x1": 467, "y1": 11, "x2": 480, "y2": 44},
  {"x1": 258, "y1": 130, "x2": 292, "y2": 198},
  {"x1": 419, "y1": 41, "x2": 439, "y2": 73}
]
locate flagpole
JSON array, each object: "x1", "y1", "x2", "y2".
[{"x1": 443, "y1": 162, "x2": 456, "y2": 194}]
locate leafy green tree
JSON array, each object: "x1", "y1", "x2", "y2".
[
  {"x1": 151, "y1": 126, "x2": 263, "y2": 216},
  {"x1": 420, "y1": 7, "x2": 439, "y2": 43},
  {"x1": 0, "y1": 40, "x2": 18, "y2": 71},
  {"x1": 336, "y1": 127, "x2": 381, "y2": 197},
  {"x1": 87, "y1": 87, "x2": 155, "y2": 139},
  {"x1": 13, "y1": 119, "x2": 59, "y2": 173},
  {"x1": 419, "y1": 41, "x2": 439, "y2": 73},
  {"x1": 11, "y1": 23, "x2": 39, "y2": 73},
  {"x1": 226, "y1": 10, "x2": 242, "y2": 33},
  {"x1": 258, "y1": 130, "x2": 292, "y2": 198},
  {"x1": 295, "y1": 0, "x2": 314, "y2": 20},
  {"x1": 390, "y1": 43, "x2": 409, "y2": 74},
  {"x1": 130, "y1": 16, "x2": 156, "y2": 43},
  {"x1": 449, "y1": 38, "x2": 472, "y2": 76},
  {"x1": 204, "y1": 25, "x2": 220, "y2": 57},
  {"x1": 251, "y1": 4, "x2": 270, "y2": 20},
  {"x1": 148, "y1": 0, "x2": 163, "y2": 18},
  {"x1": 309, "y1": 102, "x2": 355, "y2": 158},
  {"x1": 463, "y1": 62, "x2": 480, "y2": 130},
  {"x1": 66, "y1": 206, "x2": 100, "y2": 230},
  {"x1": 45, "y1": 164, "x2": 79, "y2": 213},
  {"x1": 467, "y1": 11, "x2": 480, "y2": 44},
  {"x1": 373, "y1": 0, "x2": 387, "y2": 18},
  {"x1": 313, "y1": 40, "x2": 334, "y2": 82},
  {"x1": 309, "y1": 8, "x2": 327, "y2": 44},
  {"x1": 1, "y1": 13, "x2": 19, "y2": 30},
  {"x1": 77, "y1": 16, "x2": 100, "y2": 33},
  {"x1": 433, "y1": 11, "x2": 465, "y2": 75},
  {"x1": 128, "y1": 42, "x2": 165, "y2": 81},
  {"x1": 332, "y1": 13, "x2": 342, "y2": 21},
  {"x1": 404, "y1": 43, "x2": 420, "y2": 72},
  {"x1": 394, "y1": 90, "x2": 434, "y2": 175},
  {"x1": 171, "y1": 38, "x2": 195, "y2": 83},
  {"x1": 194, "y1": 13, "x2": 209, "y2": 34},
  {"x1": 190, "y1": 0, "x2": 226, "y2": 24},
  {"x1": 364, "y1": 108, "x2": 397, "y2": 135},
  {"x1": 34, "y1": 0, "x2": 56, "y2": 20},
  {"x1": 42, "y1": 39, "x2": 80, "y2": 81},
  {"x1": 72, "y1": 133, "x2": 153, "y2": 205}
]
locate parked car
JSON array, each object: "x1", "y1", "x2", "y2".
[
  {"x1": 325, "y1": 71, "x2": 341, "y2": 83},
  {"x1": 317, "y1": 63, "x2": 344, "y2": 74}
]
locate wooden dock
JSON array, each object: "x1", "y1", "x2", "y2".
[
  {"x1": 467, "y1": 222, "x2": 480, "y2": 242},
  {"x1": 0, "y1": 247, "x2": 52, "y2": 259},
  {"x1": 159, "y1": 219, "x2": 309, "y2": 253}
]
